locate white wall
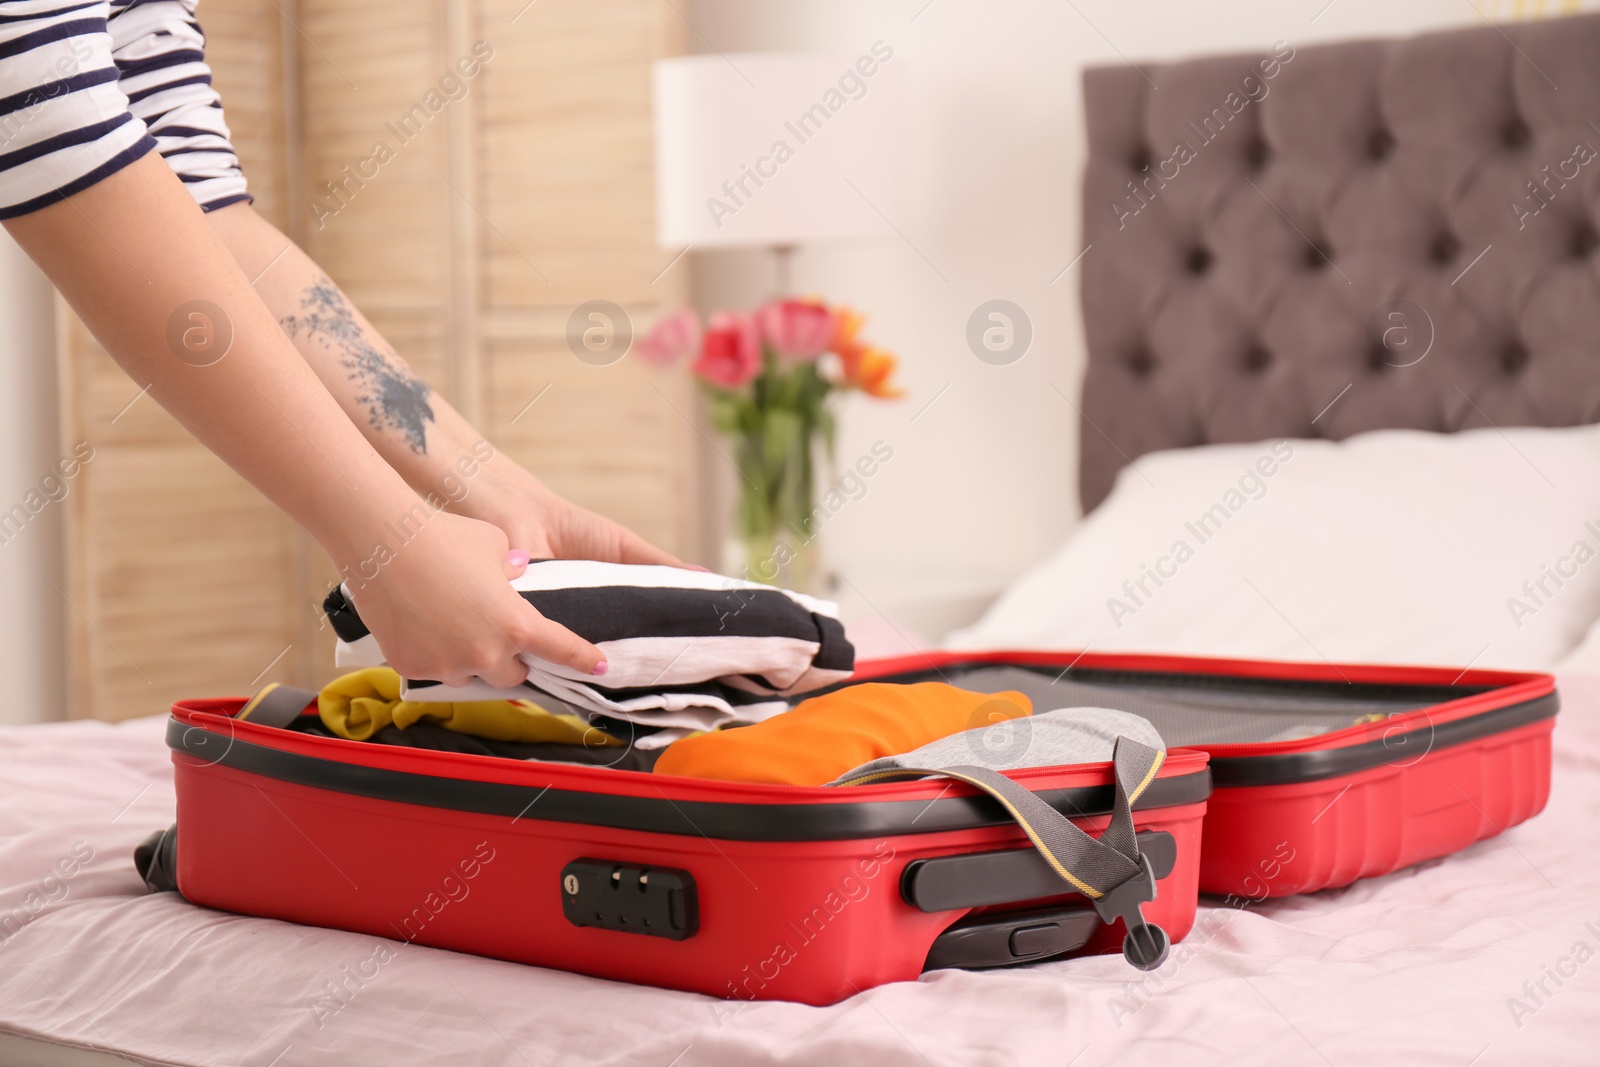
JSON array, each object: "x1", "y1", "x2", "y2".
[
  {"x1": 0, "y1": 232, "x2": 65, "y2": 724},
  {"x1": 685, "y1": 0, "x2": 1498, "y2": 642}
]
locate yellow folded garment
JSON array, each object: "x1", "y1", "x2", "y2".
[{"x1": 318, "y1": 667, "x2": 619, "y2": 747}]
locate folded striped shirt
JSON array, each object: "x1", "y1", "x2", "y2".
[{"x1": 324, "y1": 561, "x2": 855, "y2": 746}]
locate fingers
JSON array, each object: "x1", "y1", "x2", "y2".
[
  {"x1": 616, "y1": 528, "x2": 693, "y2": 570},
  {"x1": 523, "y1": 528, "x2": 557, "y2": 560},
  {"x1": 476, "y1": 651, "x2": 531, "y2": 690},
  {"x1": 511, "y1": 602, "x2": 608, "y2": 676},
  {"x1": 504, "y1": 548, "x2": 530, "y2": 580}
]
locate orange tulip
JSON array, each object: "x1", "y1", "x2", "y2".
[
  {"x1": 852, "y1": 346, "x2": 903, "y2": 398},
  {"x1": 829, "y1": 305, "x2": 867, "y2": 359},
  {"x1": 825, "y1": 304, "x2": 901, "y2": 397}
]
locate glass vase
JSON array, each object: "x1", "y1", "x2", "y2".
[{"x1": 734, "y1": 412, "x2": 822, "y2": 591}]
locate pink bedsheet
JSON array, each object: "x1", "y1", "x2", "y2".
[{"x1": 2, "y1": 680, "x2": 1598, "y2": 1067}]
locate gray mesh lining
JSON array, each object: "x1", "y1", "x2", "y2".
[{"x1": 947, "y1": 666, "x2": 1430, "y2": 746}]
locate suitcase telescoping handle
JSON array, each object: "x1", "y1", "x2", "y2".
[{"x1": 835, "y1": 736, "x2": 1171, "y2": 971}]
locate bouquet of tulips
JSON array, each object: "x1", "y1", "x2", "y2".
[{"x1": 638, "y1": 298, "x2": 902, "y2": 585}]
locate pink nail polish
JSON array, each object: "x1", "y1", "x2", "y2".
[
  {"x1": 592, "y1": 660, "x2": 609, "y2": 676},
  {"x1": 506, "y1": 550, "x2": 530, "y2": 569}
]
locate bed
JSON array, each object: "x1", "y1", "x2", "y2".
[
  {"x1": 0, "y1": 695, "x2": 1596, "y2": 1066},
  {"x1": 8, "y1": 12, "x2": 1600, "y2": 1066}
]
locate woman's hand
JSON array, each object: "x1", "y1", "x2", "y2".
[
  {"x1": 455, "y1": 456, "x2": 693, "y2": 569},
  {"x1": 339, "y1": 510, "x2": 607, "y2": 686},
  {"x1": 200, "y1": 206, "x2": 692, "y2": 576}
]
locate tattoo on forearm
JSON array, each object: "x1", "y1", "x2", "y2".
[{"x1": 280, "y1": 275, "x2": 435, "y2": 453}]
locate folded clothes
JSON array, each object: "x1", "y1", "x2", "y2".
[
  {"x1": 318, "y1": 667, "x2": 617, "y2": 747},
  {"x1": 832, "y1": 707, "x2": 1165, "y2": 784},
  {"x1": 653, "y1": 682, "x2": 1033, "y2": 786},
  {"x1": 305, "y1": 668, "x2": 658, "y2": 768},
  {"x1": 325, "y1": 560, "x2": 853, "y2": 743}
]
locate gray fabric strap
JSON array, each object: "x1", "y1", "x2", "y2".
[
  {"x1": 838, "y1": 736, "x2": 1172, "y2": 969},
  {"x1": 1099, "y1": 736, "x2": 1161, "y2": 864},
  {"x1": 836, "y1": 736, "x2": 1165, "y2": 900}
]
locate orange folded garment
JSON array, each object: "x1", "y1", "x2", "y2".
[{"x1": 653, "y1": 682, "x2": 1032, "y2": 786}]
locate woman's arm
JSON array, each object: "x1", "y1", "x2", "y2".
[
  {"x1": 4, "y1": 152, "x2": 607, "y2": 683},
  {"x1": 205, "y1": 202, "x2": 689, "y2": 569}
]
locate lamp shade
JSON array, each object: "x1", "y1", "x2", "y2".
[{"x1": 653, "y1": 52, "x2": 896, "y2": 249}]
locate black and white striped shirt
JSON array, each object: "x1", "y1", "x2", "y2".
[
  {"x1": 0, "y1": 0, "x2": 247, "y2": 219},
  {"x1": 325, "y1": 561, "x2": 857, "y2": 747}
]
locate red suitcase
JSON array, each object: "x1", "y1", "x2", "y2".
[
  {"x1": 849, "y1": 651, "x2": 1558, "y2": 898},
  {"x1": 145, "y1": 689, "x2": 1210, "y2": 1006},
  {"x1": 139, "y1": 650, "x2": 1553, "y2": 1004}
]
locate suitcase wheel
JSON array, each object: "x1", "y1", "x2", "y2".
[{"x1": 135, "y1": 824, "x2": 180, "y2": 894}]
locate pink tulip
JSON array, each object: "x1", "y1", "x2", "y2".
[
  {"x1": 756, "y1": 298, "x2": 832, "y2": 362},
  {"x1": 692, "y1": 311, "x2": 762, "y2": 388},
  {"x1": 637, "y1": 308, "x2": 702, "y2": 367}
]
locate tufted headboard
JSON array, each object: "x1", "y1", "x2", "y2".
[{"x1": 1077, "y1": 13, "x2": 1600, "y2": 512}]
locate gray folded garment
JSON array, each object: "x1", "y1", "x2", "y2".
[{"x1": 830, "y1": 706, "x2": 1165, "y2": 784}]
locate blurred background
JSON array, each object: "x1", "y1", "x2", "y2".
[{"x1": 0, "y1": 0, "x2": 1592, "y2": 725}]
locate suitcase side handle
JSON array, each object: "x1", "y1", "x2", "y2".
[
  {"x1": 901, "y1": 829, "x2": 1176, "y2": 912},
  {"x1": 836, "y1": 736, "x2": 1171, "y2": 971},
  {"x1": 923, "y1": 904, "x2": 1102, "y2": 972}
]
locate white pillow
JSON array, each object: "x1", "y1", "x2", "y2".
[
  {"x1": 946, "y1": 426, "x2": 1600, "y2": 671},
  {"x1": 1555, "y1": 615, "x2": 1600, "y2": 675}
]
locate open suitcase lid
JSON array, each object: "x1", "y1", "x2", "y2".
[{"x1": 846, "y1": 650, "x2": 1558, "y2": 788}]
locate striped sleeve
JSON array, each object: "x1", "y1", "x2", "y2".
[
  {"x1": 107, "y1": 0, "x2": 248, "y2": 211},
  {"x1": 0, "y1": 0, "x2": 155, "y2": 218}
]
